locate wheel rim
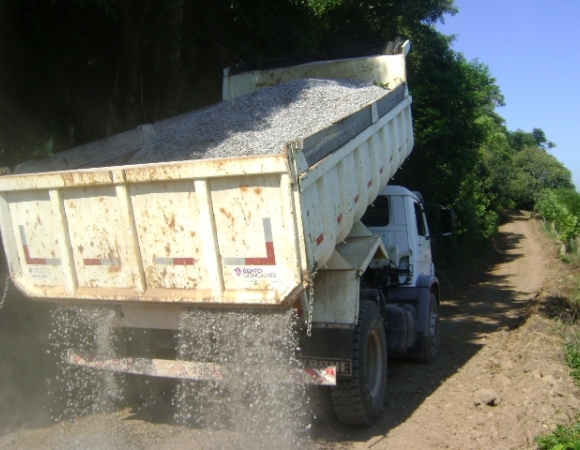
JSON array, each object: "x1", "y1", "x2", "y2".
[
  {"x1": 366, "y1": 327, "x2": 384, "y2": 399},
  {"x1": 429, "y1": 308, "x2": 440, "y2": 350}
]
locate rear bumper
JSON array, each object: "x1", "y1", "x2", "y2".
[{"x1": 67, "y1": 350, "x2": 336, "y2": 386}]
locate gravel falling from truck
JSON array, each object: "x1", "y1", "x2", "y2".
[
  {"x1": 47, "y1": 306, "x2": 121, "y2": 422},
  {"x1": 174, "y1": 308, "x2": 308, "y2": 449},
  {"x1": 46, "y1": 305, "x2": 311, "y2": 449}
]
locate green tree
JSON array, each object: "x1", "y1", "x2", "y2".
[
  {"x1": 298, "y1": 0, "x2": 456, "y2": 50},
  {"x1": 395, "y1": 28, "x2": 504, "y2": 204},
  {"x1": 476, "y1": 114, "x2": 519, "y2": 211},
  {"x1": 510, "y1": 146, "x2": 573, "y2": 209},
  {"x1": 393, "y1": 28, "x2": 504, "y2": 254},
  {"x1": 508, "y1": 127, "x2": 555, "y2": 151}
]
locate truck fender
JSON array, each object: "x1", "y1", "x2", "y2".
[{"x1": 414, "y1": 275, "x2": 439, "y2": 335}]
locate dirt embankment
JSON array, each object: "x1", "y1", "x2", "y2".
[{"x1": 1, "y1": 211, "x2": 579, "y2": 449}]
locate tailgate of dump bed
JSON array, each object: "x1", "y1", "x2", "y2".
[{"x1": 0, "y1": 155, "x2": 305, "y2": 305}]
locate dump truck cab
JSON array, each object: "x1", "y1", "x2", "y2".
[{"x1": 362, "y1": 185, "x2": 435, "y2": 286}]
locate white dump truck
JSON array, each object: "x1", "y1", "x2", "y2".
[{"x1": 0, "y1": 40, "x2": 450, "y2": 426}]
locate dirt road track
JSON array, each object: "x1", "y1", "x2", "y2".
[
  {"x1": 312, "y1": 211, "x2": 580, "y2": 449},
  {"x1": 1, "y1": 212, "x2": 579, "y2": 449}
]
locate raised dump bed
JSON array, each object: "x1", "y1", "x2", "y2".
[{"x1": 0, "y1": 44, "x2": 413, "y2": 307}]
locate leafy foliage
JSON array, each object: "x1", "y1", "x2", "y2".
[
  {"x1": 392, "y1": 27, "x2": 507, "y2": 265},
  {"x1": 537, "y1": 189, "x2": 580, "y2": 242},
  {"x1": 565, "y1": 338, "x2": 580, "y2": 382},
  {"x1": 509, "y1": 128, "x2": 556, "y2": 151},
  {"x1": 509, "y1": 147, "x2": 574, "y2": 209},
  {"x1": 536, "y1": 422, "x2": 580, "y2": 450}
]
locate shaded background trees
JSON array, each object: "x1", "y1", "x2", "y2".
[
  {"x1": 0, "y1": 0, "x2": 456, "y2": 164},
  {"x1": 0, "y1": 0, "x2": 576, "y2": 275}
]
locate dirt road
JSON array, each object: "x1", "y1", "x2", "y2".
[
  {"x1": 311, "y1": 211, "x2": 580, "y2": 450},
  {"x1": 1, "y1": 212, "x2": 579, "y2": 449}
]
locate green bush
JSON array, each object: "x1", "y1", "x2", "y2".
[
  {"x1": 536, "y1": 422, "x2": 580, "y2": 449},
  {"x1": 536, "y1": 189, "x2": 580, "y2": 242},
  {"x1": 566, "y1": 338, "x2": 580, "y2": 381}
]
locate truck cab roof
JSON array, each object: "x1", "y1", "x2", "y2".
[{"x1": 379, "y1": 185, "x2": 421, "y2": 202}]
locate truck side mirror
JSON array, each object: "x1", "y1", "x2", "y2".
[{"x1": 440, "y1": 208, "x2": 455, "y2": 237}]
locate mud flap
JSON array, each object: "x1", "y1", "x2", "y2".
[{"x1": 297, "y1": 327, "x2": 355, "y2": 379}]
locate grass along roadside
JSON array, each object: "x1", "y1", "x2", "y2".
[
  {"x1": 536, "y1": 221, "x2": 580, "y2": 450},
  {"x1": 536, "y1": 330, "x2": 580, "y2": 449}
]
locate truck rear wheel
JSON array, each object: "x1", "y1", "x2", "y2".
[{"x1": 331, "y1": 300, "x2": 387, "y2": 426}]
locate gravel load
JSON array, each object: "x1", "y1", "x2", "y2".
[{"x1": 130, "y1": 78, "x2": 391, "y2": 164}]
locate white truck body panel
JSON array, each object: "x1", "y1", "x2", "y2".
[{"x1": 0, "y1": 50, "x2": 413, "y2": 308}]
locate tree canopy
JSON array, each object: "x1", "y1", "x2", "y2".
[{"x1": 0, "y1": 0, "x2": 575, "y2": 269}]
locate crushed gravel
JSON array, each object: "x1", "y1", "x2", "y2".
[{"x1": 129, "y1": 78, "x2": 390, "y2": 164}]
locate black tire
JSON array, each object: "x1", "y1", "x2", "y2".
[
  {"x1": 418, "y1": 293, "x2": 440, "y2": 364},
  {"x1": 330, "y1": 300, "x2": 387, "y2": 426}
]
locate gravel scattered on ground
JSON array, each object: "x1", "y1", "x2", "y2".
[{"x1": 129, "y1": 79, "x2": 390, "y2": 164}]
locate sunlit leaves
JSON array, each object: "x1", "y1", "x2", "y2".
[{"x1": 537, "y1": 189, "x2": 580, "y2": 242}]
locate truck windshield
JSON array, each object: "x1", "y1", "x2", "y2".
[{"x1": 360, "y1": 196, "x2": 390, "y2": 227}]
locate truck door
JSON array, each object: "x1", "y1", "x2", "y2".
[{"x1": 412, "y1": 201, "x2": 433, "y2": 277}]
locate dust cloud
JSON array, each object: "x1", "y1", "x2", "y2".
[{"x1": 1, "y1": 302, "x2": 311, "y2": 449}]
